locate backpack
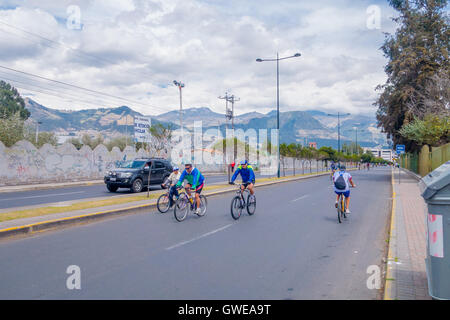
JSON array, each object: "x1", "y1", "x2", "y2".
[{"x1": 334, "y1": 173, "x2": 347, "y2": 190}]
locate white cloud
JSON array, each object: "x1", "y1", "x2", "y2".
[{"x1": 0, "y1": 0, "x2": 398, "y2": 116}]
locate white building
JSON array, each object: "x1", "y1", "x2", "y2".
[{"x1": 363, "y1": 147, "x2": 394, "y2": 162}]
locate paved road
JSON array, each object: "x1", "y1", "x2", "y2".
[
  {"x1": 0, "y1": 167, "x2": 390, "y2": 299},
  {"x1": 0, "y1": 169, "x2": 305, "y2": 210}
]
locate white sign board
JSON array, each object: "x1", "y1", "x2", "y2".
[{"x1": 134, "y1": 116, "x2": 151, "y2": 143}]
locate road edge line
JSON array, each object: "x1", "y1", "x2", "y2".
[
  {"x1": 0, "y1": 169, "x2": 349, "y2": 239},
  {"x1": 384, "y1": 168, "x2": 397, "y2": 300}
]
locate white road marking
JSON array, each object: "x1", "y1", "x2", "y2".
[
  {"x1": 165, "y1": 224, "x2": 233, "y2": 251},
  {"x1": 0, "y1": 191, "x2": 85, "y2": 202},
  {"x1": 291, "y1": 195, "x2": 310, "y2": 202}
]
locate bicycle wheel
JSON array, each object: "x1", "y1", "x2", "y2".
[
  {"x1": 174, "y1": 194, "x2": 189, "y2": 222},
  {"x1": 196, "y1": 195, "x2": 208, "y2": 217},
  {"x1": 342, "y1": 197, "x2": 347, "y2": 219},
  {"x1": 231, "y1": 196, "x2": 243, "y2": 220},
  {"x1": 246, "y1": 194, "x2": 256, "y2": 215},
  {"x1": 156, "y1": 193, "x2": 170, "y2": 213},
  {"x1": 337, "y1": 195, "x2": 343, "y2": 224}
]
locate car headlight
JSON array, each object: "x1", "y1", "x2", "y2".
[
  {"x1": 107, "y1": 171, "x2": 113, "y2": 176},
  {"x1": 120, "y1": 172, "x2": 133, "y2": 178}
]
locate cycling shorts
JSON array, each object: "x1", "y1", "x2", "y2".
[{"x1": 335, "y1": 190, "x2": 350, "y2": 198}]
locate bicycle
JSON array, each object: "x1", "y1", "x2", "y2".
[
  {"x1": 173, "y1": 186, "x2": 207, "y2": 222},
  {"x1": 157, "y1": 184, "x2": 176, "y2": 213},
  {"x1": 336, "y1": 186, "x2": 355, "y2": 223},
  {"x1": 230, "y1": 183, "x2": 256, "y2": 220},
  {"x1": 336, "y1": 193, "x2": 347, "y2": 223}
]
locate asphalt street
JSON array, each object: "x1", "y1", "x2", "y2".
[
  {"x1": 0, "y1": 169, "x2": 303, "y2": 209},
  {"x1": 0, "y1": 167, "x2": 390, "y2": 299}
]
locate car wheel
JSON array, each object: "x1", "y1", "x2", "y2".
[
  {"x1": 131, "y1": 179, "x2": 143, "y2": 193},
  {"x1": 107, "y1": 184, "x2": 119, "y2": 192}
]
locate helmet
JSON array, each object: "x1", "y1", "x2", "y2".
[
  {"x1": 240, "y1": 160, "x2": 248, "y2": 165},
  {"x1": 173, "y1": 167, "x2": 179, "y2": 171},
  {"x1": 340, "y1": 165, "x2": 346, "y2": 170}
]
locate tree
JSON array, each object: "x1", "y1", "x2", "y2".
[
  {"x1": 23, "y1": 128, "x2": 58, "y2": 148},
  {"x1": 106, "y1": 136, "x2": 134, "y2": 151},
  {"x1": 149, "y1": 123, "x2": 173, "y2": 157},
  {"x1": 0, "y1": 81, "x2": 30, "y2": 120},
  {"x1": 81, "y1": 133, "x2": 104, "y2": 150},
  {"x1": 361, "y1": 151, "x2": 374, "y2": 163},
  {"x1": 68, "y1": 138, "x2": 83, "y2": 150},
  {"x1": 375, "y1": 0, "x2": 450, "y2": 152},
  {"x1": 280, "y1": 143, "x2": 289, "y2": 176},
  {"x1": 399, "y1": 113, "x2": 450, "y2": 146},
  {"x1": 0, "y1": 112, "x2": 25, "y2": 147}
]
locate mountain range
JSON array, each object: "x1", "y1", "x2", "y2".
[{"x1": 24, "y1": 98, "x2": 388, "y2": 149}]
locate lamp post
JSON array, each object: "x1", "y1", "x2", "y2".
[
  {"x1": 173, "y1": 80, "x2": 185, "y2": 139},
  {"x1": 35, "y1": 121, "x2": 42, "y2": 144},
  {"x1": 327, "y1": 112, "x2": 350, "y2": 153},
  {"x1": 256, "y1": 52, "x2": 301, "y2": 178}
]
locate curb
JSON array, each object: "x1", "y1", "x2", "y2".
[
  {"x1": 400, "y1": 167, "x2": 422, "y2": 181},
  {"x1": 0, "y1": 169, "x2": 346, "y2": 240},
  {"x1": 384, "y1": 168, "x2": 396, "y2": 300},
  {"x1": 0, "y1": 181, "x2": 104, "y2": 194}
]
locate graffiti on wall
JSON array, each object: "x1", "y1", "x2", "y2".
[{"x1": 0, "y1": 140, "x2": 150, "y2": 186}]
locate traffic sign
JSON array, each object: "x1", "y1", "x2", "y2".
[{"x1": 396, "y1": 145, "x2": 405, "y2": 155}]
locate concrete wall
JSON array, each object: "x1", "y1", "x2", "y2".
[{"x1": 0, "y1": 140, "x2": 156, "y2": 186}]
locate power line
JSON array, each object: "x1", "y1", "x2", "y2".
[
  {"x1": 0, "y1": 20, "x2": 156, "y2": 79},
  {"x1": 0, "y1": 65, "x2": 166, "y2": 112},
  {"x1": 0, "y1": 70, "x2": 149, "y2": 109},
  {"x1": 0, "y1": 75, "x2": 122, "y2": 110}
]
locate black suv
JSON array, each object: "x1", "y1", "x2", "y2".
[{"x1": 104, "y1": 158, "x2": 173, "y2": 193}]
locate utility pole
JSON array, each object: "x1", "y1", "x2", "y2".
[
  {"x1": 173, "y1": 80, "x2": 185, "y2": 140},
  {"x1": 125, "y1": 114, "x2": 128, "y2": 148},
  {"x1": 228, "y1": 95, "x2": 240, "y2": 130},
  {"x1": 219, "y1": 92, "x2": 233, "y2": 181}
]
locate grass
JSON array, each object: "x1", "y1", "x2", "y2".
[{"x1": 0, "y1": 169, "x2": 333, "y2": 224}]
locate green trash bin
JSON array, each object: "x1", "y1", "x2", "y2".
[{"x1": 419, "y1": 161, "x2": 450, "y2": 300}]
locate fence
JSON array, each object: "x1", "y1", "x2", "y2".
[{"x1": 400, "y1": 143, "x2": 450, "y2": 176}]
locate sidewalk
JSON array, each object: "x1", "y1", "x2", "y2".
[{"x1": 385, "y1": 168, "x2": 431, "y2": 300}]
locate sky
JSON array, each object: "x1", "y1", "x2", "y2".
[{"x1": 0, "y1": 0, "x2": 400, "y2": 117}]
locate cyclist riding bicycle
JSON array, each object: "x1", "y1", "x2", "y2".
[
  {"x1": 229, "y1": 160, "x2": 255, "y2": 196},
  {"x1": 332, "y1": 165, "x2": 356, "y2": 214},
  {"x1": 164, "y1": 167, "x2": 181, "y2": 208},
  {"x1": 176, "y1": 163, "x2": 205, "y2": 215}
]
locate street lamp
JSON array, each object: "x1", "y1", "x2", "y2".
[
  {"x1": 327, "y1": 112, "x2": 350, "y2": 153},
  {"x1": 173, "y1": 80, "x2": 185, "y2": 139},
  {"x1": 256, "y1": 52, "x2": 302, "y2": 178}
]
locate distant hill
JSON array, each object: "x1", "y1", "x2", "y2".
[{"x1": 25, "y1": 98, "x2": 387, "y2": 148}]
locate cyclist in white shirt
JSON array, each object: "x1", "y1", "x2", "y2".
[{"x1": 332, "y1": 165, "x2": 356, "y2": 213}]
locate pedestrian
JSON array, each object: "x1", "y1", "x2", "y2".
[{"x1": 231, "y1": 161, "x2": 236, "y2": 173}]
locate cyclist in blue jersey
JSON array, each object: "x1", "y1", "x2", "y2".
[
  {"x1": 176, "y1": 163, "x2": 205, "y2": 215},
  {"x1": 229, "y1": 160, "x2": 256, "y2": 196}
]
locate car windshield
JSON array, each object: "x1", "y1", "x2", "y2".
[{"x1": 118, "y1": 160, "x2": 147, "y2": 169}]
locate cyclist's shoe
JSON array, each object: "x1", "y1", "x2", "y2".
[
  {"x1": 335, "y1": 201, "x2": 338, "y2": 208},
  {"x1": 195, "y1": 208, "x2": 201, "y2": 215},
  {"x1": 345, "y1": 209, "x2": 351, "y2": 214}
]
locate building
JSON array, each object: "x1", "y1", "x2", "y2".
[
  {"x1": 309, "y1": 142, "x2": 317, "y2": 149},
  {"x1": 363, "y1": 147, "x2": 394, "y2": 162}
]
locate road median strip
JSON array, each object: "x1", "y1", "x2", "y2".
[{"x1": 0, "y1": 169, "x2": 350, "y2": 239}]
